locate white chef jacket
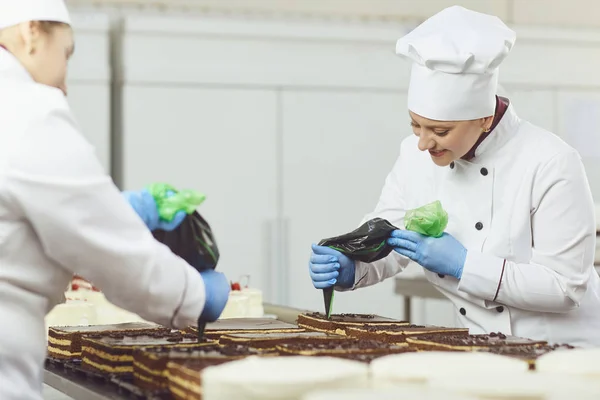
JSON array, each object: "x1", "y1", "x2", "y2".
[
  {"x1": 351, "y1": 101, "x2": 600, "y2": 347},
  {"x1": 0, "y1": 48, "x2": 207, "y2": 399}
]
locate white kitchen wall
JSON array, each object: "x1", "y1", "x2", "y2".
[
  {"x1": 67, "y1": 13, "x2": 111, "y2": 171},
  {"x1": 66, "y1": 4, "x2": 600, "y2": 324}
]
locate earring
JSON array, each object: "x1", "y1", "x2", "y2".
[{"x1": 482, "y1": 127, "x2": 491, "y2": 133}]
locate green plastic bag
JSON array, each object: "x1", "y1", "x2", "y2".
[
  {"x1": 404, "y1": 200, "x2": 448, "y2": 238},
  {"x1": 146, "y1": 183, "x2": 206, "y2": 221}
]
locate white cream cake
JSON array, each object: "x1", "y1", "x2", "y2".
[
  {"x1": 202, "y1": 356, "x2": 369, "y2": 400},
  {"x1": 370, "y1": 352, "x2": 530, "y2": 387},
  {"x1": 536, "y1": 348, "x2": 600, "y2": 377},
  {"x1": 302, "y1": 387, "x2": 478, "y2": 400}
]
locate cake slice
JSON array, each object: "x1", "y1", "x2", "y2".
[
  {"x1": 81, "y1": 331, "x2": 213, "y2": 375},
  {"x1": 218, "y1": 331, "x2": 348, "y2": 350},
  {"x1": 135, "y1": 344, "x2": 271, "y2": 392},
  {"x1": 346, "y1": 324, "x2": 469, "y2": 343},
  {"x1": 276, "y1": 338, "x2": 411, "y2": 356},
  {"x1": 481, "y1": 343, "x2": 576, "y2": 370},
  {"x1": 187, "y1": 318, "x2": 302, "y2": 339},
  {"x1": 47, "y1": 322, "x2": 167, "y2": 359},
  {"x1": 405, "y1": 332, "x2": 547, "y2": 351},
  {"x1": 297, "y1": 313, "x2": 408, "y2": 335},
  {"x1": 201, "y1": 356, "x2": 370, "y2": 400}
]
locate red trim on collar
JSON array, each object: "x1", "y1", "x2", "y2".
[
  {"x1": 0, "y1": 44, "x2": 7, "y2": 51},
  {"x1": 462, "y1": 96, "x2": 509, "y2": 161}
]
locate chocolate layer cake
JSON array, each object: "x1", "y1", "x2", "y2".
[
  {"x1": 481, "y1": 343, "x2": 576, "y2": 370},
  {"x1": 276, "y1": 339, "x2": 410, "y2": 356},
  {"x1": 405, "y1": 332, "x2": 547, "y2": 351},
  {"x1": 187, "y1": 318, "x2": 303, "y2": 340},
  {"x1": 218, "y1": 331, "x2": 348, "y2": 350},
  {"x1": 345, "y1": 324, "x2": 469, "y2": 343},
  {"x1": 81, "y1": 331, "x2": 213, "y2": 375},
  {"x1": 47, "y1": 322, "x2": 167, "y2": 359},
  {"x1": 134, "y1": 344, "x2": 270, "y2": 391},
  {"x1": 297, "y1": 313, "x2": 408, "y2": 335}
]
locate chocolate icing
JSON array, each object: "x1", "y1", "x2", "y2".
[{"x1": 408, "y1": 333, "x2": 547, "y2": 347}]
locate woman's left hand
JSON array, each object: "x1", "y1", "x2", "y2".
[{"x1": 387, "y1": 230, "x2": 467, "y2": 279}]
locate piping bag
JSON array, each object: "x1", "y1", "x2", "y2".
[
  {"x1": 148, "y1": 183, "x2": 221, "y2": 341},
  {"x1": 317, "y1": 218, "x2": 398, "y2": 318},
  {"x1": 316, "y1": 203, "x2": 448, "y2": 318}
]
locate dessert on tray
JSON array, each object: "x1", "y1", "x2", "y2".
[
  {"x1": 370, "y1": 351, "x2": 530, "y2": 386},
  {"x1": 345, "y1": 324, "x2": 469, "y2": 343},
  {"x1": 134, "y1": 344, "x2": 270, "y2": 391},
  {"x1": 297, "y1": 312, "x2": 407, "y2": 335},
  {"x1": 80, "y1": 330, "x2": 211, "y2": 375},
  {"x1": 276, "y1": 339, "x2": 410, "y2": 356},
  {"x1": 218, "y1": 331, "x2": 348, "y2": 350},
  {"x1": 405, "y1": 332, "x2": 547, "y2": 350},
  {"x1": 188, "y1": 318, "x2": 301, "y2": 340},
  {"x1": 47, "y1": 322, "x2": 165, "y2": 360},
  {"x1": 201, "y1": 356, "x2": 370, "y2": 400}
]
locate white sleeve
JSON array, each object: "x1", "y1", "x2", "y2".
[
  {"x1": 4, "y1": 106, "x2": 206, "y2": 329},
  {"x1": 458, "y1": 150, "x2": 596, "y2": 313},
  {"x1": 340, "y1": 145, "x2": 411, "y2": 291}
]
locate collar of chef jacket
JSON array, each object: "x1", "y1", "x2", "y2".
[
  {"x1": 462, "y1": 96, "x2": 510, "y2": 161},
  {"x1": 0, "y1": 46, "x2": 35, "y2": 83}
]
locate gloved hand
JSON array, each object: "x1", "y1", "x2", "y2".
[
  {"x1": 122, "y1": 189, "x2": 186, "y2": 231},
  {"x1": 308, "y1": 244, "x2": 356, "y2": 289},
  {"x1": 199, "y1": 270, "x2": 230, "y2": 322},
  {"x1": 387, "y1": 230, "x2": 467, "y2": 279}
]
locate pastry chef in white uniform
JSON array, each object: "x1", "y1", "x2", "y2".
[
  {"x1": 0, "y1": 1, "x2": 229, "y2": 398},
  {"x1": 309, "y1": 6, "x2": 600, "y2": 347}
]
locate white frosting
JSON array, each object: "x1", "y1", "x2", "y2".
[
  {"x1": 241, "y1": 288, "x2": 264, "y2": 317},
  {"x1": 536, "y1": 348, "x2": 600, "y2": 377},
  {"x1": 429, "y1": 373, "x2": 600, "y2": 399},
  {"x1": 370, "y1": 352, "x2": 529, "y2": 386},
  {"x1": 220, "y1": 292, "x2": 250, "y2": 319},
  {"x1": 220, "y1": 289, "x2": 264, "y2": 319},
  {"x1": 302, "y1": 387, "x2": 478, "y2": 400},
  {"x1": 202, "y1": 356, "x2": 369, "y2": 400}
]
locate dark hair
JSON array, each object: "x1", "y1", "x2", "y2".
[{"x1": 37, "y1": 21, "x2": 69, "y2": 34}]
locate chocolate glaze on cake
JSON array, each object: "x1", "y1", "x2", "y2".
[
  {"x1": 218, "y1": 331, "x2": 348, "y2": 349},
  {"x1": 480, "y1": 343, "x2": 576, "y2": 370},
  {"x1": 134, "y1": 344, "x2": 270, "y2": 391},
  {"x1": 47, "y1": 322, "x2": 167, "y2": 360},
  {"x1": 81, "y1": 331, "x2": 214, "y2": 375},
  {"x1": 405, "y1": 333, "x2": 547, "y2": 351},
  {"x1": 187, "y1": 318, "x2": 303, "y2": 340},
  {"x1": 297, "y1": 312, "x2": 408, "y2": 335},
  {"x1": 276, "y1": 338, "x2": 410, "y2": 357},
  {"x1": 345, "y1": 324, "x2": 469, "y2": 343}
]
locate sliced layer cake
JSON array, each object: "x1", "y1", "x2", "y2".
[
  {"x1": 188, "y1": 318, "x2": 302, "y2": 340},
  {"x1": 405, "y1": 332, "x2": 547, "y2": 351},
  {"x1": 218, "y1": 331, "x2": 349, "y2": 350},
  {"x1": 276, "y1": 338, "x2": 411, "y2": 357},
  {"x1": 135, "y1": 344, "x2": 270, "y2": 392},
  {"x1": 297, "y1": 313, "x2": 407, "y2": 335},
  {"x1": 346, "y1": 324, "x2": 469, "y2": 343},
  {"x1": 47, "y1": 322, "x2": 166, "y2": 359},
  {"x1": 81, "y1": 331, "x2": 213, "y2": 375}
]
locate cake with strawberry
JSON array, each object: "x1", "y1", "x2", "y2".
[{"x1": 220, "y1": 276, "x2": 264, "y2": 319}]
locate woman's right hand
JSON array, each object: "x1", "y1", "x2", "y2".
[{"x1": 308, "y1": 244, "x2": 356, "y2": 289}]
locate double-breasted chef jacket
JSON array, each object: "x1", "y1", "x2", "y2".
[
  {"x1": 0, "y1": 47, "x2": 206, "y2": 399},
  {"x1": 348, "y1": 98, "x2": 600, "y2": 347}
]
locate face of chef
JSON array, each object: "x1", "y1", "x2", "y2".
[
  {"x1": 409, "y1": 111, "x2": 494, "y2": 167},
  {"x1": 0, "y1": 21, "x2": 74, "y2": 96}
]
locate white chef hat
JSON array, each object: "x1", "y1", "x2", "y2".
[
  {"x1": 396, "y1": 6, "x2": 516, "y2": 121},
  {"x1": 0, "y1": 0, "x2": 71, "y2": 30}
]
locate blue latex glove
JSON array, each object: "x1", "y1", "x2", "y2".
[
  {"x1": 199, "y1": 270, "x2": 230, "y2": 322},
  {"x1": 308, "y1": 244, "x2": 356, "y2": 289},
  {"x1": 387, "y1": 230, "x2": 467, "y2": 279},
  {"x1": 122, "y1": 189, "x2": 186, "y2": 231}
]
